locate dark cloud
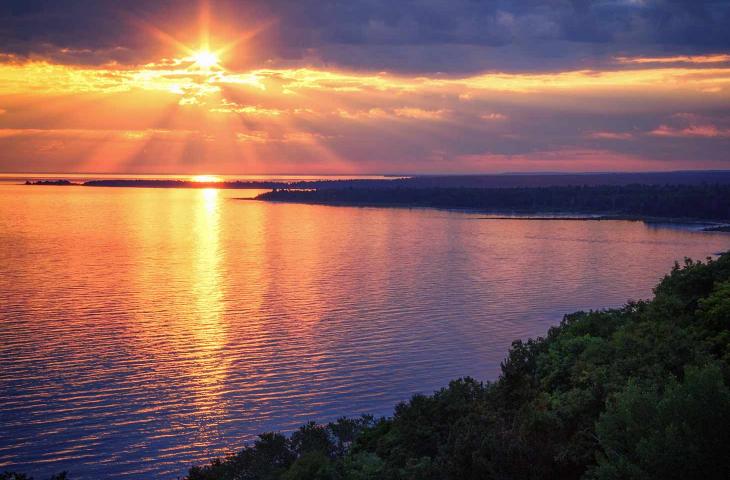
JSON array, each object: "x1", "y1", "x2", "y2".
[{"x1": 0, "y1": 0, "x2": 729, "y2": 72}]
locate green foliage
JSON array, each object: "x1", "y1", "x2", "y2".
[
  {"x1": 291, "y1": 422, "x2": 335, "y2": 457},
  {"x1": 589, "y1": 365, "x2": 730, "y2": 480},
  {"x1": 185, "y1": 253, "x2": 730, "y2": 480},
  {"x1": 186, "y1": 433, "x2": 295, "y2": 480},
  {"x1": 342, "y1": 452, "x2": 384, "y2": 480},
  {"x1": 281, "y1": 453, "x2": 336, "y2": 480},
  {"x1": 186, "y1": 417, "x2": 376, "y2": 480}
]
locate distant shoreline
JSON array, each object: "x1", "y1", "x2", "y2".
[
  {"x1": 250, "y1": 185, "x2": 730, "y2": 232},
  {"x1": 249, "y1": 197, "x2": 730, "y2": 231},
  {"x1": 23, "y1": 178, "x2": 730, "y2": 231}
]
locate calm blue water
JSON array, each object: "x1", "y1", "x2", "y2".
[{"x1": 1, "y1": 183, "x2": 728, "y2": 479}]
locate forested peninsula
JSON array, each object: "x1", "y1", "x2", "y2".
[
  {"x1": 256, "y1": 184, "x2": 730, "y2": 223},
  {"x1": 24, "y1": 172, "x2": 730, "y2": 223}
]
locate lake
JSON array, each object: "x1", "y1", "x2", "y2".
[{"x1": 1, "y1": 183, "x2": 729, "y2": 479}]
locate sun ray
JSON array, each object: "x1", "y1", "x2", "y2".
[
  {"x1": 198, "y1": 0, "x2": 211, "y2": 52},
  {"x1": 214, "y1": 19, "x2": 277, "y2": 59},
  {"x1": 126, "y1": 16, "x2": 196, "y2": 58}
]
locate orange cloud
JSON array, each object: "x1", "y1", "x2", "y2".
[
  {"x1": 334, "y1": 107, "x2": 445, "y2": 121},
  {"x1": 234, "y1": 131, "x2": 268, "y2": 143},
  {"x1": 0, "y1": 128, "x2": 194, "y2": 140},
  {"x1": 615, "y1": 54, "x2": 730, "y2": 65},
  {"x1": 481, "y1": 113, "x2": 507, "y2": 121},
  {"x1": 4, "y1": 58, "x2": 730, "y2": 100},
  {"x1": 392, "y1": 108, "x2": 447, "y2": 120},
  {"x1": 210, "y1": 100, "x2": 283, "y2": 116},
  {"x1": 649, "y1": 124, "x2": 730, "y2": 138},
  {"x1": 233, "y1": 130, "x2": 332, "y2": 144},
  {"x1": 586, "y1": 131, "x2": 634, "y2": 140},
  {"x1": 1, "y1": 51, "x2": 730, "y2": 174}
]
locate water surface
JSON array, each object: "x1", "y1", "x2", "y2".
[{"x1": 1, "y1": 184, "x2": 728, "y2": 479}]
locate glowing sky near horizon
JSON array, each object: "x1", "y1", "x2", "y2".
[{"x1": 0, "y1": 0, "x2": 729, "y2": 174}]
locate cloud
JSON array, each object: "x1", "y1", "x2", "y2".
[
  {"x1": 615, "y1": 54, "x2": 730, "y2": 65},
  {"x1": 235, "y1": 131, "x2": 267, "y2": 143},
  {"x1": 234, "y1": 130, "x2": 332, "y2": 144},
  {"x1": 1, "y1": 0, "x2": 730, "y2": 73},
  {"x1": 649, "y1": 124, "x2": 730, "y2": 138},
  {"x1": 481, "y1": 113, "x2": 507, "y2": 121},
  {"x1": 210, "y1": 101, "x2": 283, "y2": 116},
  {"x1": 587, "y1": 131, "x2": 634, "y2": 140},
  {"x1": 0, "y1": 128, "x2": 194, "y2": 140},
  {"x1": 392, "y1": 108, "x2": 447, "y2": 120},
  {"x1": 1, "y1": 17, "x2": 729, "y2": 175},
  {"x1": 645, "y1": 112, "x2": 730, "y2": 138},
  {"x1": 8, "y1": 59, "x2": 728, "y2": 99}
]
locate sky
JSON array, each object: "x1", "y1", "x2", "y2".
[{"x1": 0, "y1": 0, "x2": 729, "y2": 175}]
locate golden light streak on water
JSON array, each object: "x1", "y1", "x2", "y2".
[{"x1": 1, "y1": 184, "x2": 729, "y2": 478}]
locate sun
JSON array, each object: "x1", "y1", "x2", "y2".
[{"x1": 192, "y1": 50, "x2": 219, "y2": 69}]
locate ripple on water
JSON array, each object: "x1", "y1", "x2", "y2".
[{"x1": 1, "y1": 186, "x2": 729, "y2": 479}]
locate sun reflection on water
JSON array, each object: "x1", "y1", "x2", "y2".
[
  {"x1": 189, "y1": 188, "x2": 228, "y2": 436},
  {"x1": 3, "y1": 185, "x2": 730, "y2": 479}
]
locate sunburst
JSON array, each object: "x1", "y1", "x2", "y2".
[{"x1": 192, "y1": 50, "x2": 220, "y2": 69}]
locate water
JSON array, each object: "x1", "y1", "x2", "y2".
[{"x1": 1, "y1": 183, "x2": 728, "y2": 479}]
